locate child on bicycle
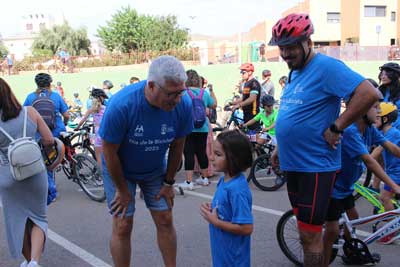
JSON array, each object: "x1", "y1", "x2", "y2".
[
  {"x1": 370, "y1": 102, "x2": 400, "y2": 243},
  {"x1": 76, "y1": 89, "x2": 107, "y2": 168},
  {"x1": 323, "y1": 98, "x2": 400, "y2": 265},
  {"x1": 241, "y1": 95, "x2": 278, "y2": 145},
  {"x1": 200, "y1": 129, "x2": 253, "y2": 267}
]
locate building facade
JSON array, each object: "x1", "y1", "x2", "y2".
[{"x1": 285, "y1": 0, "x2": 400, "y2": 46}]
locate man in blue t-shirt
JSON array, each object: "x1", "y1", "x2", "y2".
[
  {"x1": 99, "y1": 56, "x2": 193, "y2": 267},
  {"x1": 269, "y1": 13, "x2": 381, "y2": 266},
  {"x1": 323, "y1": 101, "x2": 400, "y2": 264}
]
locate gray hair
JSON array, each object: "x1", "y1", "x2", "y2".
[{"x1": 147, "y1": 56, "x2": 187, "y2": 86}]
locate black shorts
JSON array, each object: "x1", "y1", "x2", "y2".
[
  {"x1": 325, "y1": 194, "x2": 355, "y2": 222},
  {"x1": 286, "y1": 171, "x2": 337, "y2": 232}
]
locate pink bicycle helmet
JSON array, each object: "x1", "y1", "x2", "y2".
[{"x1": 269, "y1": 13, "x2": 314, "y2": 46}]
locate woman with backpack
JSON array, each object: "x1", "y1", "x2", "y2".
[
  {"x1": 0, "y1": 78, "x2": 54, "y2": 267},
  {"x1": 23, "y1": 73, "x2": 70, "y2": 203},
  {"x1": 179, "y1": 70, "x2": 217, "y2": 190}
]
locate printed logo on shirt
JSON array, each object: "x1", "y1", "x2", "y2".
[
  {"x1": 161, "y1": 124, "x2": 174, "y2": 135},
  {"x1": 134, "y1": 125, "x2": 144, "y2": 137},
  {"x1": 293, "y1": 84, "x2": 304, "y2": 94}
]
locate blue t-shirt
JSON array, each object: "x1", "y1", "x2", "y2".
[
  {"x1": 332, "y1": 124, "x2": 386, "y2": 199},
  {"x1": 187, "y1": 88, "x2": 214, "y2": 133},
  {"x1": 210, "y1": 173, "x2": 253, "y2": 267},
  {"x1": 23, "y1": 90, "x2": 68, "y2": 137},
  {"x1": 383, "y1": 90, "x2": 400, "y2": 130},
  {"x1": 86, "y1": 98, "x2": 92, "y2": 110},
  {"x1": 383, "y1": 127, "x2": 400, "y2": 184},
  {"x1": 73, "y1": 98, "x2": 83, "y2": 107},
  {"x1": 99, "y1": 80, "x2": 193, "y2": 180},
  {"x1": 275, "y1": 53, "x2": 365, "y2": 172}
]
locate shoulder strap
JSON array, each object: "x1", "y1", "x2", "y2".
[
  {"x1": 0, "y1": 107, "x2": 28, "y2": 141},
  {"x1": 23, "y1": 107, "x2": 28, "y2": 138},
  {"x1": 186, "y1": 89, "x2": 195, "y2": 99},
  {"x1": 199, "y1": 88, "x2": 205, "y2": 99},
  {"x1": 0, "y1": 119, "x2": 15, "y2": 142}
]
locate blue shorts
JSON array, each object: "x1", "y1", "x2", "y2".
[{"x1": 103, "y1": 167, "x2": 169, "y2": 217}]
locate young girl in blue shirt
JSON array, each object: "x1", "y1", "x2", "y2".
[{"x1": 200, "y1": 129, "x2": 254, "y2": 267}]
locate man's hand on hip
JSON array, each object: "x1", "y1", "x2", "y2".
[{"x1": 323, "y1": 127, "x2": 341, "y2": 149}]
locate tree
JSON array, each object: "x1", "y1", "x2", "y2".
[
  {"x1": 0, "y1": 37, "x2": 8, "y2": 58},
  {"x1": 97, "y1": 6, "x2": 189, "y2": 53},
  {"x1": 32, "y1": 22, "x2": 91, "y2": 56}
]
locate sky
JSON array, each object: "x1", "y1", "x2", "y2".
[{"x1": 0, "y1": 0, "x2": 300, "y2": 39}]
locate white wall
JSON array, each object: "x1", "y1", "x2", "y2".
[
  {"x1": 3, "y1": 36, "x2": 35, "y2": 60},
  {"x1": 359, "y1": 0, "x2": 397, "y2": 46},
  {"x1": 309, "y1": 0, "x2": 341, "y2": 42}
]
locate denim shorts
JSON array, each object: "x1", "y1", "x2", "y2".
[{"x1": 103, "y1": 167, "x2": 169, "y2": 217}]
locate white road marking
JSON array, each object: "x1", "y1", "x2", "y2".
[
  {"x1": 183, "y1": 190, "x2": 284, "y2": 216},
  {"x1": 182, "y1": 190, "x2": 371, "y2": 237},
  {"x1": 0, "y1": 202, "x2": 112, "y2": 267},
  {"x1": 48, "y1": 230, "x2": 112, "y2": 267}
]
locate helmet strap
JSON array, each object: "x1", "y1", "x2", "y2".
[{"x1": 288, "y1": 42, "x2": 312, "y2": 84}]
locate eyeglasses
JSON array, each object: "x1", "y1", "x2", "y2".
[
  {"x1": 156, "y1": 83, "x2": 186, "y2": 98},
  {"x1": 240, "y1": 70, "x2": 247, "y2": 75}
]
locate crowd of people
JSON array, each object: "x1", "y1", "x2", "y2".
[{"x1": 1, "y1": 12, "x2": 400, "y2": 267}]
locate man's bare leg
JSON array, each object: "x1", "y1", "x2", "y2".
[{"x1": 150, "y1": 210, "x2": 177, "y2": 267}]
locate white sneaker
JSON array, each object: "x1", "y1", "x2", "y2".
[
  {"x1": 27, "y1": 261, "x2": 41, "y2": 267},
  {"x1": 20, "y1": 260, "x2": 28, "y2": 267},
  {"x1": 195, "y1": 177, "x2": 209, "y2": 186},
  {"x1": 179, "y1": 181, "x2": 194, "y2": 190}
]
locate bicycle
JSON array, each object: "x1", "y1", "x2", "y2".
[
  {"x1": 56, "y1": 130, "x2": 105, "y2": 202},
  {"x1": 71, "y1": 122, "x2": 96, "y2": 160},
  {"x1": 277, "y1": 207, "x2": 400, "y2": 266},
  {"x1": 247, "y1": 140, "x2": 286, "y2": 191},
  {"x1": 277, "y1": 183, "x2": 400, "y2": 266},
  {"x1": 212, "y1": 105, "x2": 244, "y2": 133}
]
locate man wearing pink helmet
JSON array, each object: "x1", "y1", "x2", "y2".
[
  {"x1": 232, "y1": 63, "x2": 262, "y2": 132},
  {"x1": 270, "y1": 13, "x2": 380, "y2": 266}
]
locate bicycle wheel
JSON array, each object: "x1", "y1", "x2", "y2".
[
  {"x1": 73, "y1": 153, "x2": 105, "y2": 202},
  {"x1": 276, "y1": 210, "x2": 338, "y2": 266},
  {"x1": 72, "y1": 142, "x2": 96, "y2": 159},
  {"x1": 249, "y1": 154, "x2": 286, "y2": 191}
]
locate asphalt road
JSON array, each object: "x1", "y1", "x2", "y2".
[{"x1": 1, "y1": 169, "x2": 399, "y2": 267}]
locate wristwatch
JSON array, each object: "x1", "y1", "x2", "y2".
[
  {"x1": 329, "y1": 123, "x2": 343, "y2": 134},
  {"x1": 163, "y1": 178, "x2": 175, "y2": 186}
]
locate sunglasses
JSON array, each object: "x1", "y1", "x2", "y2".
[{"x1": 240, "y1": 70, "x2": 247, "y2": 75}]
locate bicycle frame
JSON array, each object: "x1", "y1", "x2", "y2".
[
  {"x1": 339, "y1": 208, "x2": 400, "y2": 245},
  {"x1": 354, "y1": 182, "x2": 400, "y2": 213}
]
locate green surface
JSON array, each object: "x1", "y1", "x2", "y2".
[{"x1": 1, "y1": 60, "x2": 387, "y2": 106}]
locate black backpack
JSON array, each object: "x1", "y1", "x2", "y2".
[{"x1": 32, "y1": 91, "x2": 56, "y2": 130}]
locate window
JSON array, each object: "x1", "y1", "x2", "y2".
[
  {"x1": 364, "y1": 6, "x2": 386, "y2": 17},
  {"x1": 392, "y1": 11, "x2": 396, "y2": 21},
  {"x1": 327, "y1": 12, "x2": 340, "y2": 23},
  {"x1": 26, "y1": 23, "x2": 33, "y2": 30}
]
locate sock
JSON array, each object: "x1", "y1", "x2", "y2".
[
  {"x1": 20, "y1": 260, "x2": 28, "y2": 267},
  {"x1": 27, "y1": 260, "x2": 38, "y2": 267}
]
